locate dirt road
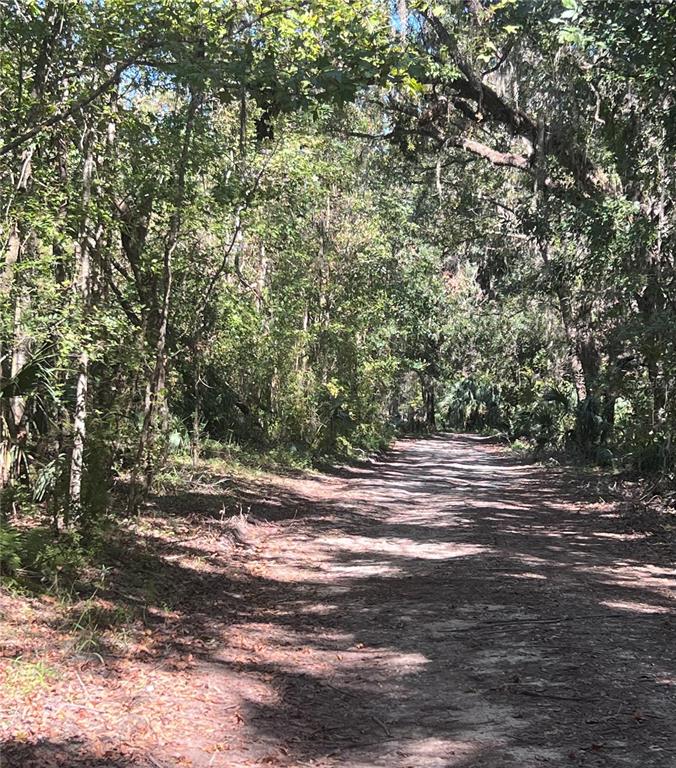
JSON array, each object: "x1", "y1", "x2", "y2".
[
  {"x1": 3, "y1": 434, "x2": 675, "y2": 767},
  {"x1": 216, "y1": 434, "x2": 676, "y2": 767}
]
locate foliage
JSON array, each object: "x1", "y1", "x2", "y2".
[
  {"x1": 0, "y1": 0, "x2": 673, "y2": 577},
  {"x1": 0, "y1": 524, "x2": 22, "y2": 576},
  {"x1": 0, "y1": 524, "x2": 88, "y2": 589}
]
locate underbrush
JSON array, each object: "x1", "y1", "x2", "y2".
[
  {"x1": 0, "y1": 437, "x2": 328, "y2": 636},
  {"x1": 2, "y1": 657, "x2": 58, "y2": 695},
  {"x1": 0, "y1": 524, "x2": 93, "y2": 592},
  {"x1": 158, "y1": 429, "x2": 394, "y2": 491},
  {"x1": 504, "y1": 436, "x2": 675, "y2": 545},
  {"x1": 440, "y1": 376, "x2": 674, "y2": 490},
  {"x1": 198, "y1": 439, "x2": 316, "y2": 472}
]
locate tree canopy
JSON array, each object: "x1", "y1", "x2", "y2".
[{"x1": 1, "y1": 0, "x2": 674, "y2": 533}]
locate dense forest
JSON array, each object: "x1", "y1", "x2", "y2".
[
  {"x1": 1, "y1": 0, "x2": 674, "y2": 547},
  {"x1": 1, "y1": 3, "x2": 675, "y2": 767}
]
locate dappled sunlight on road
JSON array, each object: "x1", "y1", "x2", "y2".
[
  {"x1": 3, "y1": 434, "x2": 673, "y2": 767},
  {"x1": 600, "y1": 599, "x2": 672, "y2": 614},
  {"x1": 201, "y1": 434, "x2": 674, "y2": 766},
  {"x1": 321, "y1": 535, "x2": 492, "y2": 565}
]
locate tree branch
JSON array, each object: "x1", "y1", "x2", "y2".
[
  {"x1": 418, "y1": 11, "x2": 609, "y2": 197},
  {"x1": 0, "y1": 57, "x2": 140, "y2": 157},
  {"x1": 107, "y1": 277, "x2": 142, "y2": 328},
  {"x1": 452, "y1": 137, "x2": 530, "y2": 172}
]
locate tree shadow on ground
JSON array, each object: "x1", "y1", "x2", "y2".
[
  {"x1": 5, "y1": 434, "x2": 674, "y2": 766},
  {"x1": 1, "y1": 739, "x2": 141, "y2": 767}
]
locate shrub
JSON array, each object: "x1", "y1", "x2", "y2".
[{"x1": 0, "y1": 525, "x2": 22, "y2": 576}]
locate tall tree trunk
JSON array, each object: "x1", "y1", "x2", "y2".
[
  {"x1": 257, "y1": 242, "x2": 268, "y2": 314},
  {"x1": 532, "y1": 114, "x2": 589, "y2": 406},
  {"x1": 1, "y1": 4, "x2": 61, "y2": 491},
  {"x1": 557, "y1": 297, "x2": 589, "y2": 404},
  {"x1": 417, "y1": 370, "x2": 436, "y2": 430},
  {"x1": 10, "y1": 291, "x2": 30, "y2": 432},
  {"x1": 191, "y1": 344, "x2": 201, "y2": 469},
  {"x1": 128, "y1": 91, "x2": 200, "y2": 513},
  {"x1": 397, "y1": 0, "x2": 408, "y2": 39},
  {"x1": 423, "y1": 374, "x2": 436, "y2": 429},
  {"x1": 533, "y1": 162, "x2": 591, "y2": 408},
  {"x1": 128, "y1": 254, "x2": 173, "y2": 512},
  {"x1": 1, "y1": 2, "x2": 66, "y2": 493},
  {"x1": 2, "y1": 210, "x2": 34, "y2": 490},
  {"x1": 0, "y1": 225, "x2": 23, "y2": 489},
  {"x1": 68, "y1": 131, "x2": 95, "y2": 517}
]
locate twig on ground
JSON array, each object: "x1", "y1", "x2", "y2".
[
  {"x1": 371, "y1": 714, "x2": 392, "y2": 737},
  {"x1": 74, "y1": 669, "x2": 92, "y2": 703},
  {"x1": 60, "y1": 701, "x2": 101, "y2": 717},
  {"x1": 516, "y1": 688, "x2": 596, "y2": 702},
  {"x1": 324, "y1": 681, "x2": 360, "y2": 699}
]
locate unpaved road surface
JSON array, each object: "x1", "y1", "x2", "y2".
[
  {"x1": 3, "y1": 434, "x2": 675, "y2": 767},
  {"x1": 225, "y1": 434, "x2": 675, "y2": 768}
]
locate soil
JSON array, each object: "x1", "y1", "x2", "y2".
[{"x1": 1, "y1": 434, "x2": 675, "y2": 767}]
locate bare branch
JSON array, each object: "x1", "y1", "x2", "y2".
[
  {"x1": 452, "y1": 137, "x2": 530, "y2": 172},
  {"x1": 0, "y1": 57, "x2": 141, "y2": 157}
]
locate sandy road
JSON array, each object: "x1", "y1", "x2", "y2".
[
  {"x1": 3, "y1": 434, "x2": 674, "y2": 768},
  {"x1": 223, "y1": 434, "x2": 675, "y2": 767}
]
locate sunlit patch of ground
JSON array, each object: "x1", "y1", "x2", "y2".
[{"x1": 2, "y1": 434, "x2": 675, "y2": 767}]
